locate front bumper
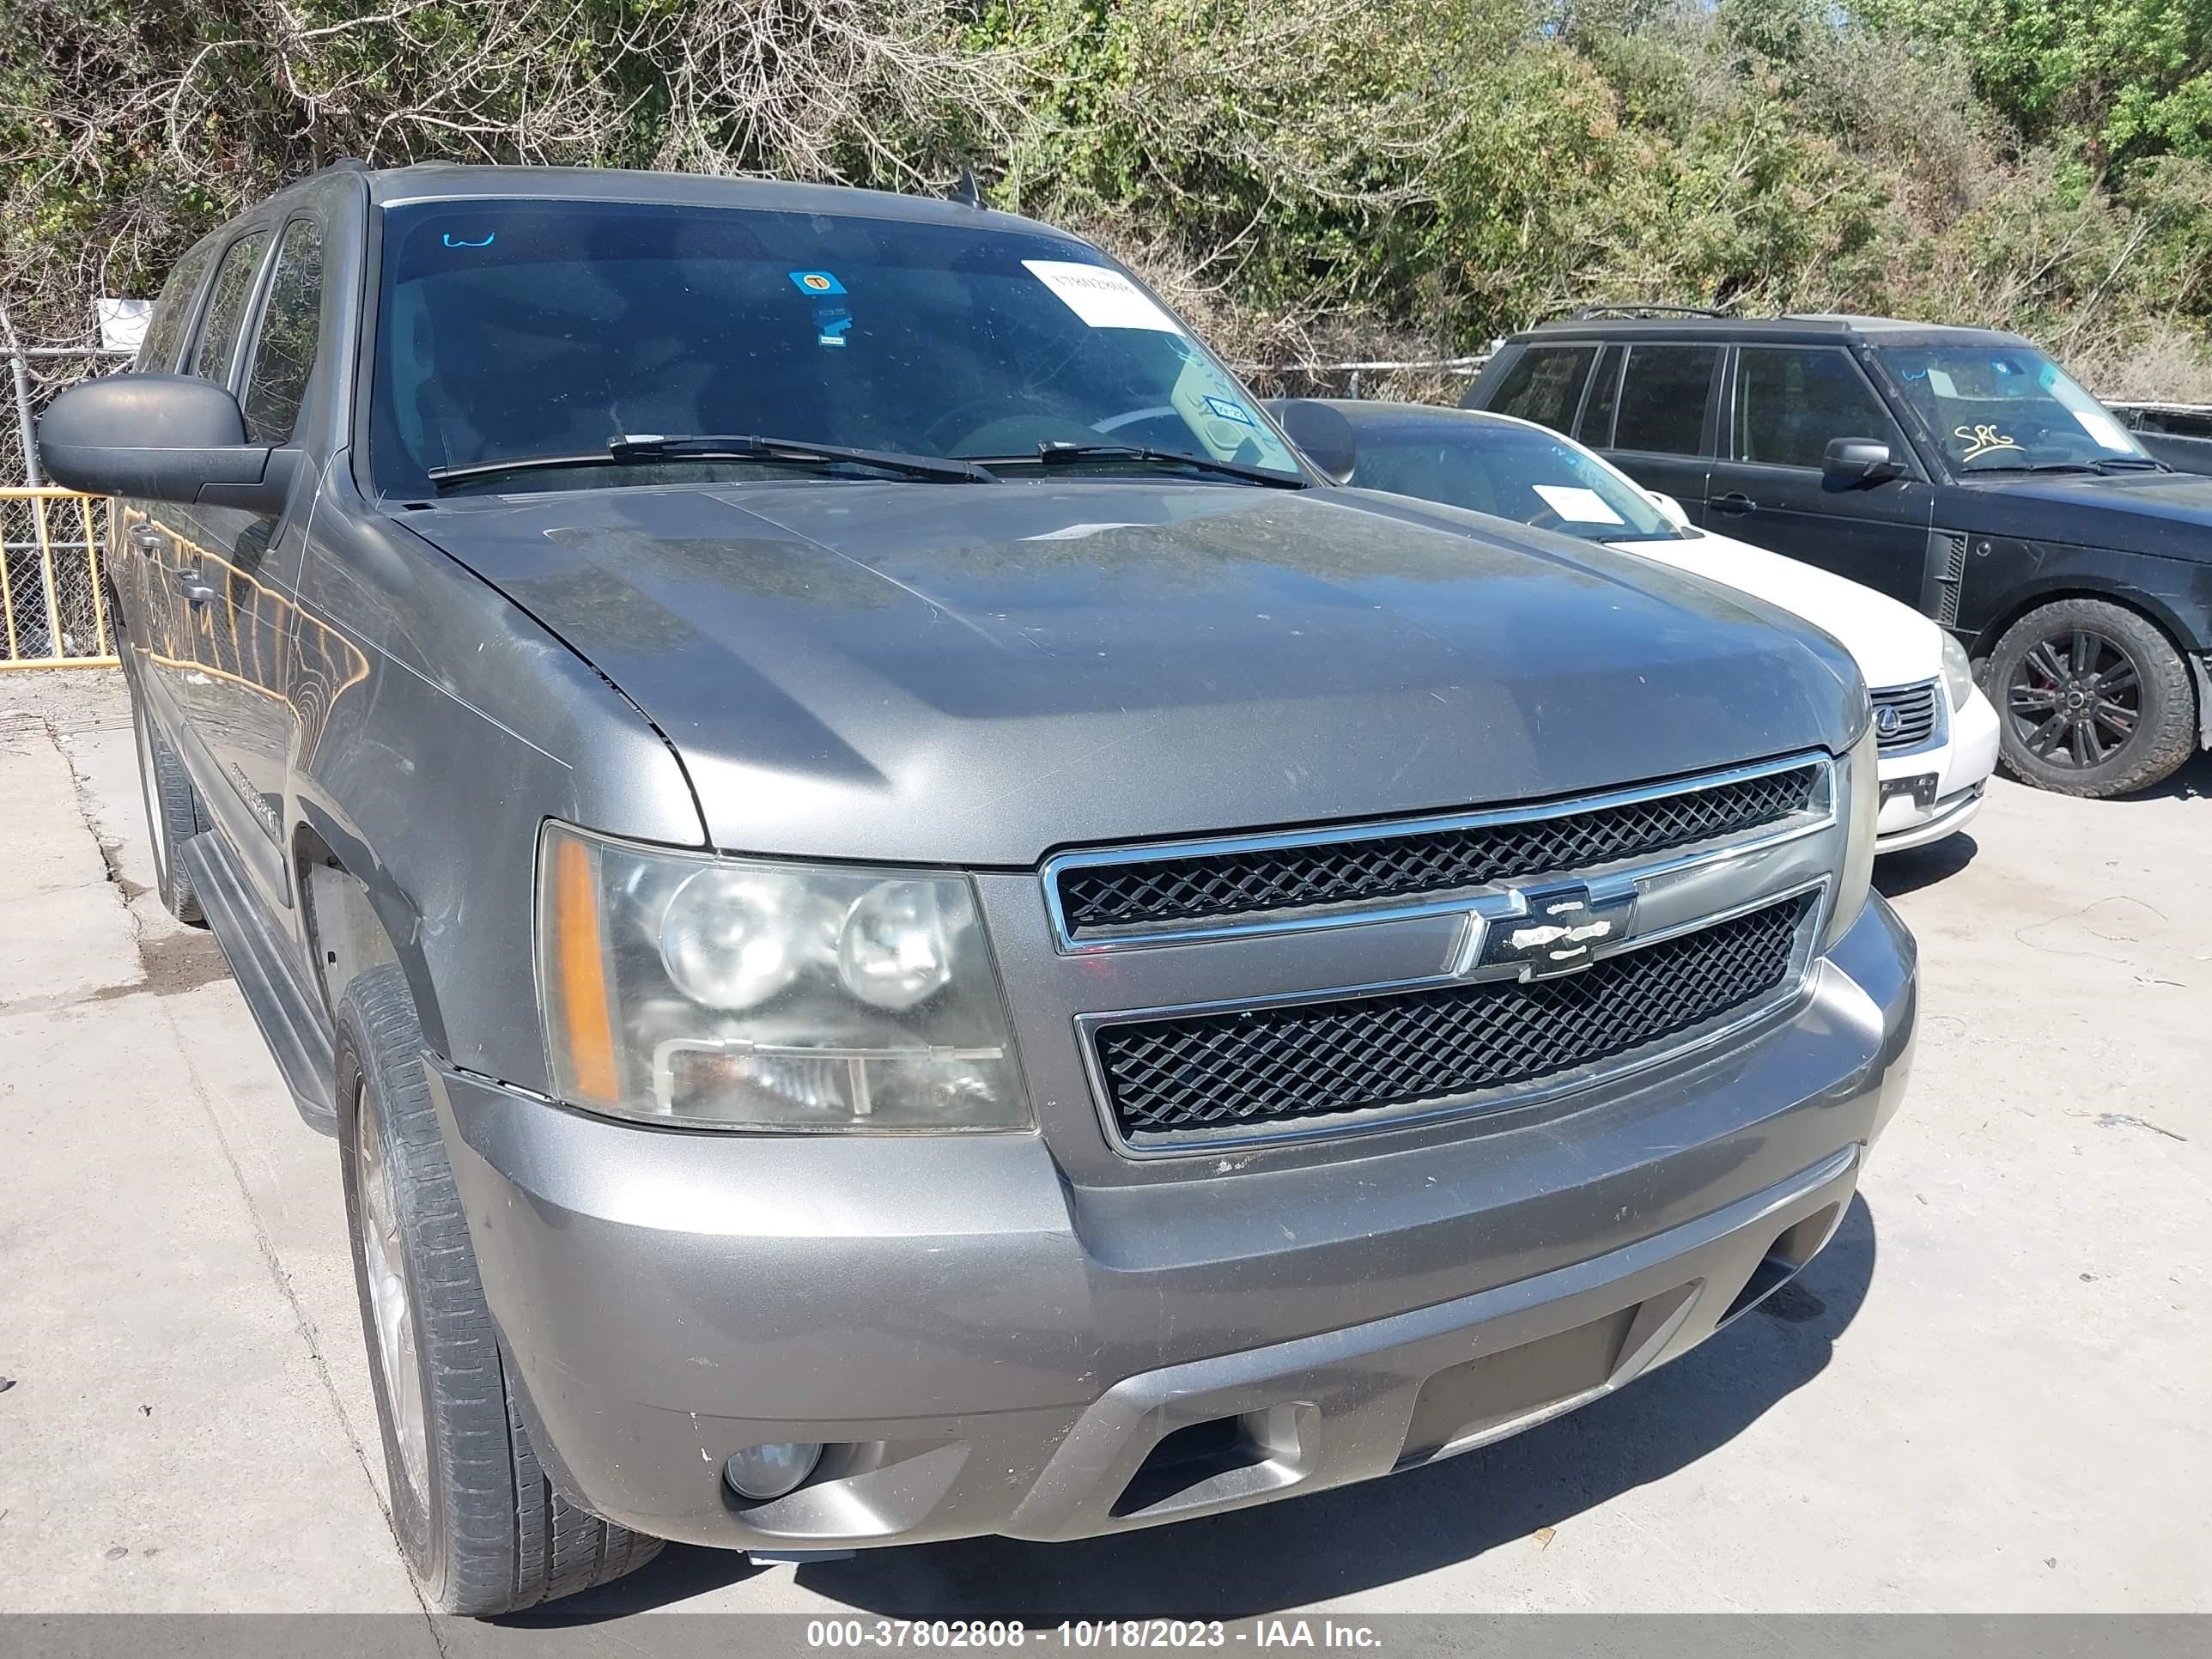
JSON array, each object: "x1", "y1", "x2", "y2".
[
  {"x1": 1875, "y1": 686, "x2": 1999, "y2": 850},
  {"x1": 430, "y1": 896, "x2": 1916, "y2": 1552}
]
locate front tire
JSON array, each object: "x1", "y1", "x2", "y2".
[
  {"x1": 1987, "y1": 599, "x2": 2197, "y2": 798},
  {"x1": 337, "y1": 963, "x2": 660, "y2": 1615}
]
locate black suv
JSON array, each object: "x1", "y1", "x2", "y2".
[{"x1": 1465, "y1": 314, "x2": 2212, "y2": 797}]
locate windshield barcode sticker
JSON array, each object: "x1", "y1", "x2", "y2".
[
  {"x1": 1023, "y1": 260, "x2": 1181, "y2": 333},
  {"x1": 1531, "y1": 484, "x2": 1625, "y2": 525}
]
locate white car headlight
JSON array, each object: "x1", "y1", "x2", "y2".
[
  {"x1": 1823, "y1": 720, "x2": 1881, "y2": 950},
  {"x1": 538, "y1": 823, "x2": 1026, "y2": 1131},
  {"x1": 1940, "y1": 631, "x2": 1975, "y2": 711}
]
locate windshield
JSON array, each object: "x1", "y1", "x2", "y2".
[
  {"x1": 1878, "y1": 343, "x2": 2152, "y2": 472},
  {"x1": 368, "y1": 198, "x2": 1300, "y2": 497},
  {"x1": 1348, "y1": 418, "x2": 1682, "y2": 542}
]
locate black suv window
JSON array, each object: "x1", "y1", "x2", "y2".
[
  {"x1": 1576, "y1": 343, "x2": 1626, "y2": 446},
  {"x1": 137, "y1": 240, "x2": 217, "y2": 374},
  {"x1": 1613, "y1": 344, "x2": 1718, "y2": 455},
  {"x1": 1486, "y1": 346, "x2": 1594, "y2": 432},
  {"x1": 241, "y1": 219, "x2": 325, "y2": 443},
  {"x1": 185, "y1": 231, "x2": 270, "y2": 383},
  {"x1": 1735, "y1": 345, "x2": 1901, "y2": 469}
]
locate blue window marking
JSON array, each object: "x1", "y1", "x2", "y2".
[
  {"x1": 1203, "y1": 395, "x2": 1255, "y2": 427},
  {"x1": 816, "y1": 307, "x2": 854, "y2": 347},
  {"x1": 441, "y1": 233, "x2": 495, "y2": 249},
  {"x1": 789, "y1": 270, "x2": 846, "y2": 295}
]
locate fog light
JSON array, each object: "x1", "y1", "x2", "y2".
[{"x1": 725, "y1": 1442, "x2": 823, "y2": 1501}]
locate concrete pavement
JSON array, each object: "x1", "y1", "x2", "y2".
[{"x1": 1, "y1": 670, "x2": 2205, "y2": 1628}]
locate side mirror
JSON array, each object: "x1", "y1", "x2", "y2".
[
  {"x1": 1265, "y1": 398, "x2": 1358, "y2": 485},
  {"x1": 1644, "y1": 489, "x2": 1690, "y2": 527},
  {"x1": 1822, "y1": 435, "x2": 1904, "y2": 489},
  {"x1": 38, "y1": 373, "x2": 296, "y2": 513}
]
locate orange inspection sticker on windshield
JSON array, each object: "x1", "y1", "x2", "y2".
[{"x1": 1022, "y1": 260, "x2": 1181, "y2": 332}]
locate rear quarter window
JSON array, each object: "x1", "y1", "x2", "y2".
[
  {"x1": 136, "y1": 240, "x2": 218, "y2": 373},
  {"x1": 1485, "y1": 346, "x2": 1595, "y2": 433}
]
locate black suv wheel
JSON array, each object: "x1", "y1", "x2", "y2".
[{"x1": 1987, "y1": 599, "x2": 2197, "y2": 798}]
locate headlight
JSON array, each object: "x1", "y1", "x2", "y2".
[
  {"x1": 1822, "y1": 720, "x2": 1881, "y2": 950},
  {"x1": 537, "y1": 823, "x2": 1027, "y2": 1131},
  {"x1": 1940, "y1": 632, "x2": 1975, "y2": 710}
]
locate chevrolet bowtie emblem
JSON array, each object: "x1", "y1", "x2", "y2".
[{"x1": 1473, "y1": 879, "x2": 1637, "y2": 980}]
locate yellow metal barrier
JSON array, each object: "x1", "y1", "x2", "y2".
[{"x1": 0, "y1": 488, "x2": 114, "y2": 668}]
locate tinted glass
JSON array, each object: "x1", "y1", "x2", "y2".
[
  {"x1": 368, "y1": 198, "x2": 1298, "y2": 497},
  {"x1": 137, "y1": 240, "x2": 217, "y2": 373},
  {"x1": 242, "y1": 219, "x2": 325, "y2": 442},
  {"x1": 1613, "y1": 344, "x2": 1718, "y2": 455},
  {"x1": 1577, "y1": 343, "x2": 1625, "y2": 446},
  {"x1": 186, "y1": 232, "x2": 269, "y2": 382},
  {"x1": 1486, "y1": 346, "x2": 1594, "y2": 433},
  {"x1": 1349, "y1": 418, "x2": 1679, "y2": 542},
  {"x1": 1735, "y1": 346, "x2": 1898, "y2": 469},
  {"x1": 1880, "y1": 343, "x2": 2152, "y2": 471}
]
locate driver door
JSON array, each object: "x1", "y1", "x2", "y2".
[
  {"x1": 165, "y1": 216, "x2": 327, "y2": 910},
  {"x1": 1705, "y1": 344, "x2": 1933, "y2": 604}
]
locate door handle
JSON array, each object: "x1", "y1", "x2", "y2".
[
  {"x1": 1712, "y1": 492, "x2": 1758, "y2": 516},
  {"x1": 173, "y1": 568, "x2": 218, "y2": 607},
  {"x1": 128, "y1": 523, "x2": 166, "y2": 552}
]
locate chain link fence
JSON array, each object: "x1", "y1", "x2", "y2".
[
  {"x1": 1, "y1": 488, "x2": 114, "y2": 665},
  {"x1": 0, "y1": 315, "x2": 125, "y2": 666}
]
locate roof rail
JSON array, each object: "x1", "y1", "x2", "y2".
[{"x1": 1565, "y1": 302, "x2": 1730, "y2": 321}]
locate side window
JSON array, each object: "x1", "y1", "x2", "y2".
[
  {"x1": 184, "y1": 231, "x2": 270, "y2": 384},
  {"x1": 1577, "y1": 343, "x2": 1626, "y2": 447},
  {"x1": 1486, "y1": 346, "x2": 1595, "y2": 433},
  {"x1": 1613, "y1": 344, "x2": 1719, "y2": 456},
  {"x1": 241, "y1": 219, "x2": 325, "y2": 443},
  {"x1": 136, "y1": 241, "x2": 217, "y2": 373},
  {"x1": 1735, "y1": 346, "x2": 1903, "y2": 469}
]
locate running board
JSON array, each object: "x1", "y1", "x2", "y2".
[{"x1": 177, "y1": 830, "x2": 337, "y2": 1136}]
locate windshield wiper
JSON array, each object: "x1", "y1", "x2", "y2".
[
  {"x1": 428, "y1": 434, "x2": 997, "y2": 490},
  {"x1": 610, "y1": 434, "x2": 998, "y2": 482},
  {"x1": 1967, "y1": 459, "x2": 2172, "y2": 478},
  {"x1": 985, "y1": 441, "x2": 1306, "y2": 489}
]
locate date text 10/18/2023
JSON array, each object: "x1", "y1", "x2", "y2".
[{"x1": 805, "y1": 1621, "x2": 1386, "y2": 1650}]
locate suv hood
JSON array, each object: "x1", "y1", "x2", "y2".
[
  {"x1": 1960, "y1": 468, "x2": 2212, "y2": 561},
  {"x1": 404, "y1": 481, "x2": 1862, "y2": 864}
]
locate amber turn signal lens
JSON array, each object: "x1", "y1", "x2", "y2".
[{"x1": 550, "y1": 830, "x2": 620, "y2": 1103}]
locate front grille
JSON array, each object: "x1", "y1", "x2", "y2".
[
  {"x1": 1094, "y1": 893, "x2": 1813, "y2": 1144},
  {"x1": 1870, "y1": 682, "x2": 1942, "y2": 753},
  {"x1": 1054, "y1": 764, "x2": 1820, "y2": 939}
]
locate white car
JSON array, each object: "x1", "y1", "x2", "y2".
[{"x1": 1297, "y1": 399, "x2": 2001, "y2": 852}]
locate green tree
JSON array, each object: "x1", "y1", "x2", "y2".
[{"x1": 1851, "y1": 0, "x2": 2212, "y2": 168}]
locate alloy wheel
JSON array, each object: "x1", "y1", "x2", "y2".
[
  {"x1": 2004, "y1": 627, "x2": 2141, "y2": 770},
  {"x1": 356, "y1": 1083, "x2": 432, "y2": 1511}
]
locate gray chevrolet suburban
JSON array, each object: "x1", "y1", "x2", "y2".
[{"x1": 40, "y1": 164, "x2": 1916, "y2": 1614}]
